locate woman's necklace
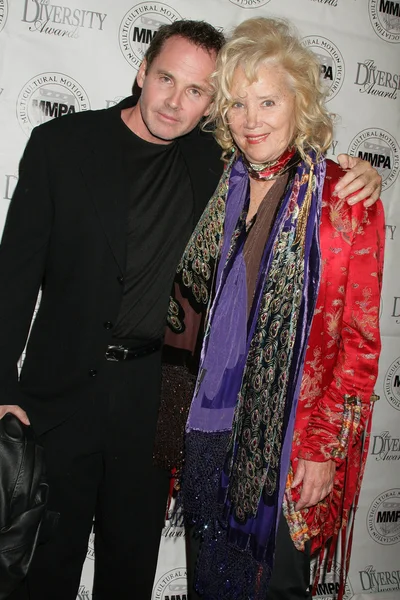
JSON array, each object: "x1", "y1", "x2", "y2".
[{"x1": 242, "y1": 147, "x2": 297, "y2": 181}]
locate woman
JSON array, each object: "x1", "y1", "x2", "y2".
[{"x1": 163, "y1": 17, "x2": 385, "y2": 600}]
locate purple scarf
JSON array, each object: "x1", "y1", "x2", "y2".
[{"x1": 182, "y1": 152, "x2": 325, "y2": 599}]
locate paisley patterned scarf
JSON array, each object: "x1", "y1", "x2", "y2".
[{"x1": 171, "y1": 151, "x2": 325, "y2": 600}]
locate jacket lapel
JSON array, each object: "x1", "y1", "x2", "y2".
[
  {"x1": 80, "y1": 99, "x2": 135, "y2": 274},
  {"x1": 178, "y1": 127, "x2": 224, "y2": 229}
]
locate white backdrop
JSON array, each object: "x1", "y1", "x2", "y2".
[{"x1": 0, "y1": 1, "x2": 399, "y2": 599}]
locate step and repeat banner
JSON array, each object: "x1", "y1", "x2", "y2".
[{"x1": 0, "y1": 0, "x2": 399, "y2": 599}]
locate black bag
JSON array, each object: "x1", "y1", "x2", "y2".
[{"x1": 0, "y1": 413, "x2": 58, "y2": 598}]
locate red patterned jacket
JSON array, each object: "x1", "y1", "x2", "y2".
[{"x1": 284, "y1": 160, "x2": 385, "y2": 562}]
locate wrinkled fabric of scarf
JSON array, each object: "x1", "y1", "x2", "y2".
[{"x1": 181, "y1": 153, "x2": 325, "y2": 600}]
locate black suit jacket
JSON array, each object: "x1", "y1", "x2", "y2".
[{"x1": 0, "y1": 96, "x2": 223, "y2": 435}]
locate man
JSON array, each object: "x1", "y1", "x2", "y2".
[{"x1": 0, "y1": 20, "x2": 381, "y2": 600}]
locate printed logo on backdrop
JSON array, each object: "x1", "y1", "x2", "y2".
[
  {"x1": 309, "y1": 0, "x2": 338, "y2": 5},
  {"x1": 76, "y1": 586, "x2": 91, "y2": 600},
  {"x1": 163, "y1": 522, "x2": 186, "y2": 539},
  {"x1": 392, "y1": 296, "x2": 400, "y2": 324},
  {"x1": 21, "y1": 0, "x2": 107, "y2": 39},
  {"x1": 371, "y1": 431, "x2": 400, "y2": 460},
  {"x1": 0, "y1": 0, "x2": 8, "y2": 33},
  {"x1": 348, "y1": 128, "x2": 399, "y2": 191},
  {"x1": 229, "y1": 0, "x2": 271, "y2": 8},
  {"x1": 163, "y1": 505, "x2": 185, "y2": 538},
  {"x1": 384, "y1": 356, "x2": 400, "y2": 410},
  {"x1": 310, "y1": 559, "x2": 353, "y2": 600},
  {"x1": 386, "y1": 224, "x2": 397, "y2": 240},
  {"x1": 105, "y1": 96, "x2": 124, "y2": 109},
  {"x1": 359, "y1": 564, "x2": 400, "y2": 593},
  {"x1": 86, "y1": 527, "x2": 95, "y2": 560},
  {"x1": 301, "y1": 36, "x2": 344, "y2": 101},
  {"x1": 17, "y1": 72, "x2": 90, "y2": 136},
  {"x1": 369, "y1": 0, "x2": 400, "y2": 43},
  {"x1": 328, "y1": 140, "x2": 340, "y2": 156},
  {"x1": 153, "y1": 568, "x2": 187, "y2": 600},
  {"x1": 3, "y1": 174, "x2": 17, "y2": 200},
  {"x1": 119, "y1": 3, "x2": 182, "y2": 69},
  {"x1": 355, "y1": 59, "x2": 399, "y2": 99},
  {"x1": 17, "y1": 292, "x2": 41, "y2": 372},
  {"x1": 367, "y1": 488, "x2": 400, "y2": 544}
]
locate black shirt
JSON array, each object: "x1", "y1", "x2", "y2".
[{"x1": 112, "y1": 119, "x2": 193, "y2": 341}]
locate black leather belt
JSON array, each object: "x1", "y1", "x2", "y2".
[{"x1": 105, "y1": 339, "x2": 162, "y2": 362}]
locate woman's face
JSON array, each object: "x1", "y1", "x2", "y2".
[{"x1": 227, "y1": 63, "x2": 296, "y2": 165}]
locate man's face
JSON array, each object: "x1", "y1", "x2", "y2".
[{"x1": 135, "y1": 35, "x2": 217, "y2": 144}]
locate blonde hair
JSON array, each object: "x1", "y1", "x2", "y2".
[{"x1": 207, "y1": 17, "x2": 333, "y2": 161}]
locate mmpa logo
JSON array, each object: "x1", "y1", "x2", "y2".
[
  {"x1": 17, "y1": 72, "x2": 90, "y2": 136},
  {"x1": 310, "y1": 558, "x2": 353, "y2": 600},
  {"x1": 119, "y1": 3, "x2": 181, "y2": 69},
  {"x1": 302, "y1": 36, "x2": 344, "y2": 101},
  {"x1": 153, "y1": 568, "x2": 187, "y2": 600},
  {"x1": 369, "y1": 0, "x2": 400, "y2": 43},
  {"x1": 384, "y1": 356, "x2": 400, "y2": 410},
  {"x1": 367, "y1": 488, "x2": 400, "y2": 545},
  {"x1": 348, "y1": 128, "x2": 399, "y2": 191}
]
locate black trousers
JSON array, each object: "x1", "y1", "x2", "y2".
[
  {"x1": 187, "y1": 514, "x2": 312, "y2": 600},
  {"x1": 9, "y1": 350, "x2": 169, "y2": 600}
]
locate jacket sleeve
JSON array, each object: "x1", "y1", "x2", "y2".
[
  {"x1": 298, "y1": 189, "x2": 385, "y2": 463},
  {"x1": 0, "y1": 126, "x2": 53, "y2": 405}
]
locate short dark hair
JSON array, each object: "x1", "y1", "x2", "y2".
[{"x1": 144, "y1": 20, "x2": 225, "y2": 71}]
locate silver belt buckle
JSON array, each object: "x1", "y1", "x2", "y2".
[{"x1": 105, "y1": 344, "x2": 127, "y2": 362}]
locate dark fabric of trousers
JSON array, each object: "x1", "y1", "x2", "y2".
[
  {"x1": 8, "y1": 350, "x2": 169, "y2": 600},
  {"x1": 187, "y1": 513, "x2": 312, "y2": 600}
]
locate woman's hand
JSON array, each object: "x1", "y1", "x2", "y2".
[
  {"x1": 0, "y1": 404, "x2": 30, "y2": 425},
  {"x1": 335, "y1": 154, "x2": 382, "y2": 207},
  {"x1": 292, "y1": 458, "x2": 336, "y2": 511}
]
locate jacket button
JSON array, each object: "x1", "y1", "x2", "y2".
[
  {"x1": 103, "y1": 321, "x2": 113, "y2": 329},
  {"x1": 89, "y1": 369, "x2": 97, "y2": 377},
  {"x1": 117, "y1": 276, "x2": 124, "y2": 285}
]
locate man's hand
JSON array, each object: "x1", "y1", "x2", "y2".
[
  {"x1": 0, "y1": 405, "x2": 30, "y2": 425},
  {"x1": 335, "y1": 154, "x2": 382, "y2": 208},
  {"x1": 292, "y1": 458, "x2": 336, "y2": 511}
]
